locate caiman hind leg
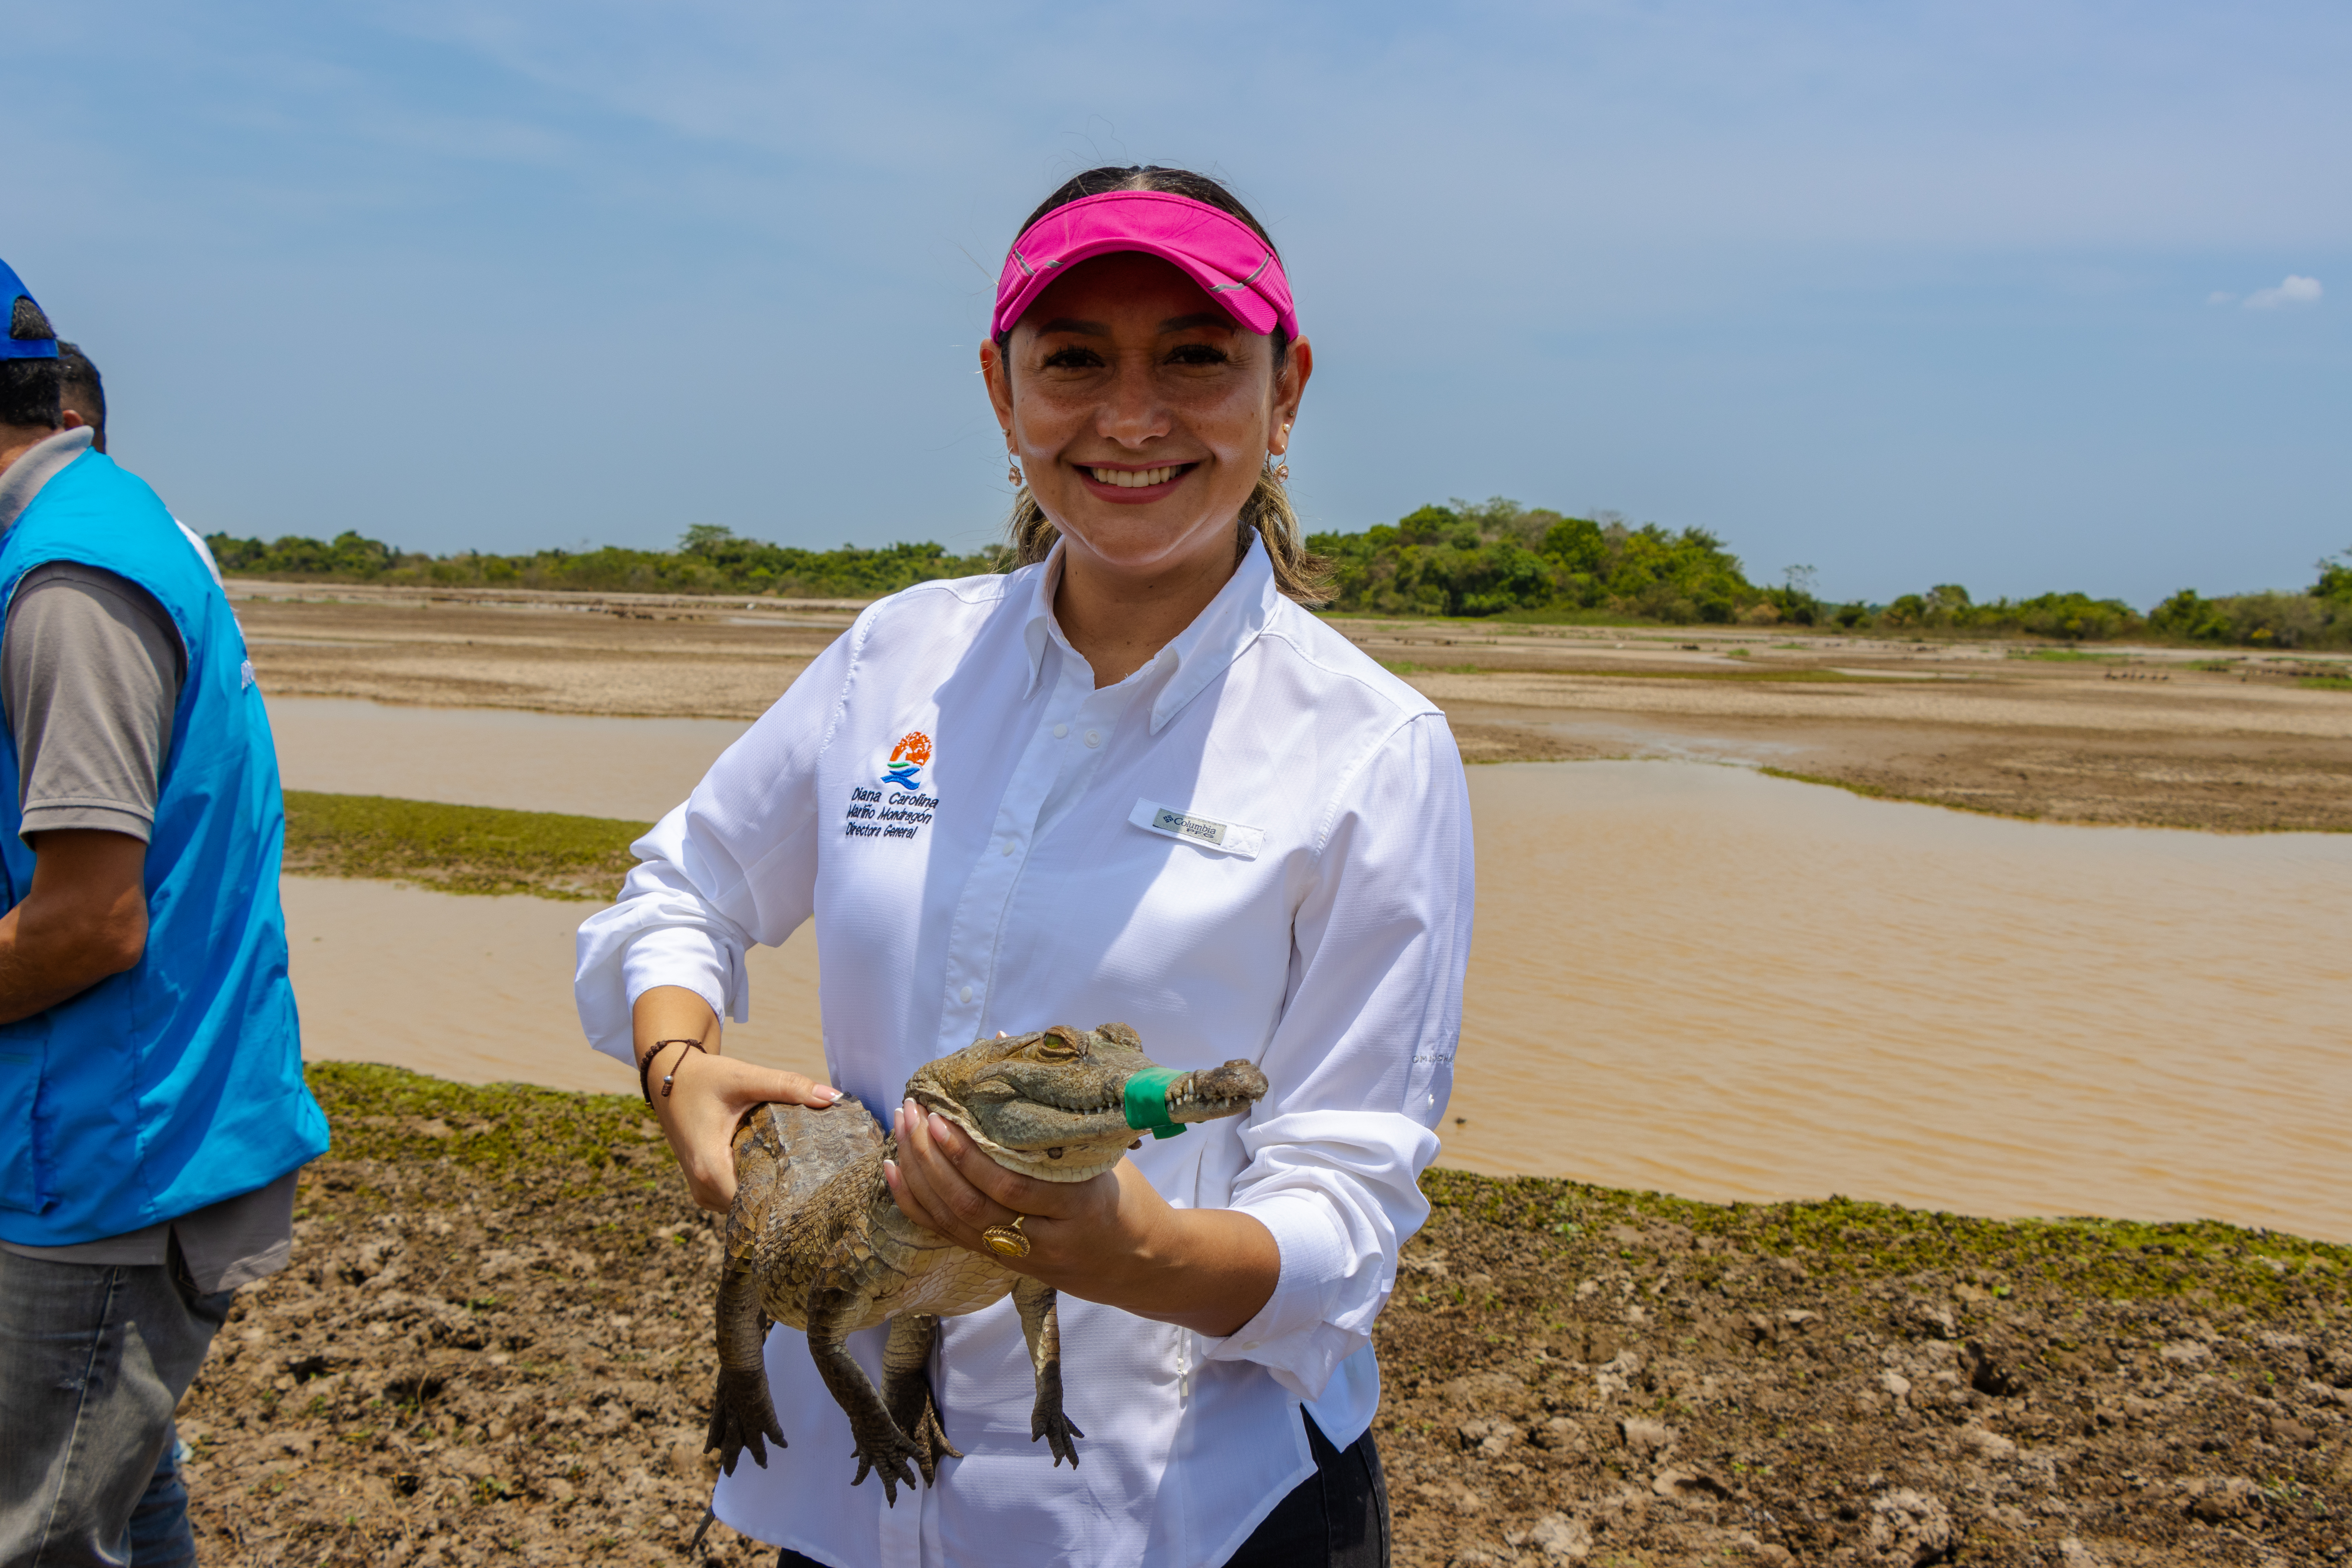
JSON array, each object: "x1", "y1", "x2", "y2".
[
  {"x1": 1012, "y1": 1275, "x2": 1084, "y2": 1467},
  {"x1": 706, "y1": 1259, "x2": 785, "y2": 1475},
  {"x1": 806, "y1": 1282, "x2": 926, "y2": 1505},
  {"x1": 880, "y1": 1314, "x2": 963, "y2": 1485}
]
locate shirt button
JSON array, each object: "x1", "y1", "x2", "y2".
[
  {"x1": 1053, "y1": 723, "x2": 1069, "y2": 739},
  {"x1": 1000, "y1": 840, "x2": 1015, "y2": 856},
  {"x1": 959, "y1": 985, "x2": 974, "y2": 1004},
  {"x1": 1084, "y1": 730, "x2": 1101, "y2": 748}
]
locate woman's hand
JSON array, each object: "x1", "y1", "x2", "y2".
[
  {"x1": 883, "y1": 1100, "x2": 1279, "y2": 1338},
  {"x1": 634, "y1": 985, "x2": 841, "y2": 1213}
]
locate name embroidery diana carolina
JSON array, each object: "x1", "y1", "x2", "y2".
[{"x1": 846, "y1": 731, "x2": 940, "y2": 840}]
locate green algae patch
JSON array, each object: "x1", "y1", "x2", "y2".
[
  {"x1": 304, "y1": 1062, "x2": 658, "y2": 1198},
  {"x1": 282, "y1": 791, "x2": 651, "y2": 901},
  {"x1": 1389, "y1": 663, "x2": 1910, "y2": 683},
  {"x1": 1421, "y1": 1168, "x2": 2350, "y2": 1313},
  {"x1": 304, "y1": 1063, "x2": 2348, "y2": 1312}
]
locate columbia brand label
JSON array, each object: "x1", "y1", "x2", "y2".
[
  {"x1": 1130, "y1": 799, "x2": 1264, "y2": 860},
  {"x1": 846, "y1": 731, "x2": 939, "y2": 841}
]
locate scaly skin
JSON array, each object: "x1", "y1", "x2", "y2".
[{"x1": 707, "y1": 1023, "x2": 1269, "y2": 1504}]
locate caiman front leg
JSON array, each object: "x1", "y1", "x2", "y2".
[
  {"x1": 1012, "y1": 1275, "x2": 1084, "y2": 1468},
  {"x1": 805, "y1": 1280, "x2": 925, "y2": 1505},
  {"x1": 879, "y1": 1314, "x2": 963, "y2": 1485},
  {"x1": 706, "y1": 1258, "x2": 785, "y2": 1475}
]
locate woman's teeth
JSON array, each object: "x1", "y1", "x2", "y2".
[{"x1": 1088, "y1": 465, "x2": 1183, "y2": 488}]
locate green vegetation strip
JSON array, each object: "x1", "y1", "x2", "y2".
[
  {"x1": 302, "y1": 1062, "x2": 2350, "y2": 1306},
  {"x1": 1383, "y1": 661, "x2": 1905, "y2": 683},
  {"x1": 2301, "y1": 675, "x2": 2352, "y2": 692},
  {"x1": 306, "y1": 1062, "x2": 655, "y2": 1189},
  {"x1": 1422, "y1": 1167, "x2": 2347, "y2": 1311},
  {"x1": 282, "y1": 791, "x2": 649, "y2": 901}
]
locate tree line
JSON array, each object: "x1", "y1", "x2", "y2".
[
  {"x1": 206, "y1": 506, "x2": 2352, "y2": 648},
  {"x1": 204, "y1": 524, "x2": 1001, "y2": 601}
]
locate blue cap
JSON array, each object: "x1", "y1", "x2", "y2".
[{"x1": 1, "y1": 258, "x2": 59, "y2": 361}]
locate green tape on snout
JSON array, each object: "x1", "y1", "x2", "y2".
[{"x1": 1123, "y1": 1067, "x2": 1189, "y2": 1140}]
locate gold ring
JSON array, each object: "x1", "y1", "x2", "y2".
[{"x1": 980, "y1": 1215, "x2": 1031, "y2": 1259}]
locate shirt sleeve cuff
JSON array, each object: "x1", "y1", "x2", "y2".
[
  {"x1": 620, "y1": 926, "x2": 737, "y2": 1033},
  {"x1": 18, "y1": 802, "x2": 154, "y2": 842},
  {"x1": 1202, "y1": 1192, "x2": 1358, "y2": 1374}
]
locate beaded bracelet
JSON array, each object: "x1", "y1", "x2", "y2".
[{"x1": 638, "y1": 1038, "x2": 708, "y2": 1107}]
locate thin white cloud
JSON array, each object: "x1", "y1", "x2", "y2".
[
  {"x1": 2244, "y1": 274, "x2": 2322, "y2": 309},
  {"x1": 2207, "y1": 290, "x2": 2236, "y2": 304}
]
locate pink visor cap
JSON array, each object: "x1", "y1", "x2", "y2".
[{"x1": 993, "y1": 190, "x2": 1299, "y2": 341}]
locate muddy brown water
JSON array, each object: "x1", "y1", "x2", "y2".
[{"x1": 271, "y1": 698, "x2": 2352, "y2": 1240}]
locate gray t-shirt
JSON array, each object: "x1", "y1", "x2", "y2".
[
  {"x1": 0, "y1": 427, "x2": 299, "y2": 1289},
  {"x1": 4, "y1": 560, "x2": 185, "y2": 839}
]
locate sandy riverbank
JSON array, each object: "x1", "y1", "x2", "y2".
[{"x1": 231, "y1": 581, "x2": 2352, "y2": 831}]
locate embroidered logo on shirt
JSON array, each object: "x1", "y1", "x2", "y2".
[
  {"x1": 848, "y1": 733, "x2": 940, "y2": 840},
  {"x1": 882, "y1": 731, "x2": 931, "y2": 790}
]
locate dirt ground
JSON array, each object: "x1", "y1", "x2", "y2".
[
  {"x1": 230, "y1": 582, "x2": 2352, "y2": 832},
  {"x1": 177, "y1": 1069, "x2": 2351, "y2": 1568}
]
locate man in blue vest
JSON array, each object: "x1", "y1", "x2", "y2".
[{"x1": 0, "y1": 260, "x2": 329, "y2": 1567}]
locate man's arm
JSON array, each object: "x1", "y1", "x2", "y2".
[
  {"x1": 0, "y1": 563, "x2": 181, "y2": 1024},
  {"x1": 0, "y1": 829, "x2": 147, "y2": 1023}
]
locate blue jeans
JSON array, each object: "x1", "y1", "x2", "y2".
[{"x1": 0, "y1": 1241, "x2": 231, "y2": 1568}]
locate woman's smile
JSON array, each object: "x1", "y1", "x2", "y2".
[{"x1": 1075, "y1": 460, "x2": 1200, "y2": 501}]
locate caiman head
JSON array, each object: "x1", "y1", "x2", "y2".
[{"x1": 905, "y1": 1022, "x2": 1268, "y2": 1183}]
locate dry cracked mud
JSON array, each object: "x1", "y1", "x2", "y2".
[{"x1": 175, "y1": 1068, "x2": 2351, "y2": 1568}]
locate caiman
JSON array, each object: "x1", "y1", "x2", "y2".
[{"x1": 707, "y1": 1022, "x2": 1269, "y2": 1503}]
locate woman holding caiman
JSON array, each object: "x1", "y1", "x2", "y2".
[{"x1": 575, "y1": 166, "x2": 1472, "y2": 1568}]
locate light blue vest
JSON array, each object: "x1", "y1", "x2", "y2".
[{"x1": 0, "y1": 450, "x2": 327, "y2": 1245}]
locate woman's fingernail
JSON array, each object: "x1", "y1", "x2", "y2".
[
  {"x1": 928, "y1": 1112, "x2": 953, "y2": 1144},
  {"x1": 883, "y1": 1159, "x2": 899, "y2": 1184},
  {"x1": 819, "y1": 1087, "x2": 842, "y2": 1104}
]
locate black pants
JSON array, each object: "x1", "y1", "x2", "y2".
[
  {"x1": 776, "y1": 1409, "x2": 1388, "y2": 1567},
  {"x1": 1222, "y1": 1410, "x2": 1390, "y2": 1568}
]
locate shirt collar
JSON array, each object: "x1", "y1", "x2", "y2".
[
  {"x1": 0, "y1": 425, "x2": 95, "y2": 535},
  {"x1": 1019, "y1": 531, "x2": 1282, "y2": 733}
]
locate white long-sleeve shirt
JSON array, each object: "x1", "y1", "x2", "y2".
[{"x1": 574, "y1": 535, "x2": 1470, "y2": 1568}]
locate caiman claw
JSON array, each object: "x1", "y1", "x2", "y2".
[
  {"x1": 847, "y1": 1414, "x2": 925, "y2": 1506},
  {"x1": 707, "y1": 1367, "x2": 786, "y2": 1475},
  {"x1": 1032, "y1": 1406, "x2": 1084, "y2": 1470}
]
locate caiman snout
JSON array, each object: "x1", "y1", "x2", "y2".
[{"x1": 1165, "y1": 1060, "x2": 1269, "y2": 1122}]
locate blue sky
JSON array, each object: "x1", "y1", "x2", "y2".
[{"x1": 5, "y1": 0, "x2": 2346, "y2": 605}]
